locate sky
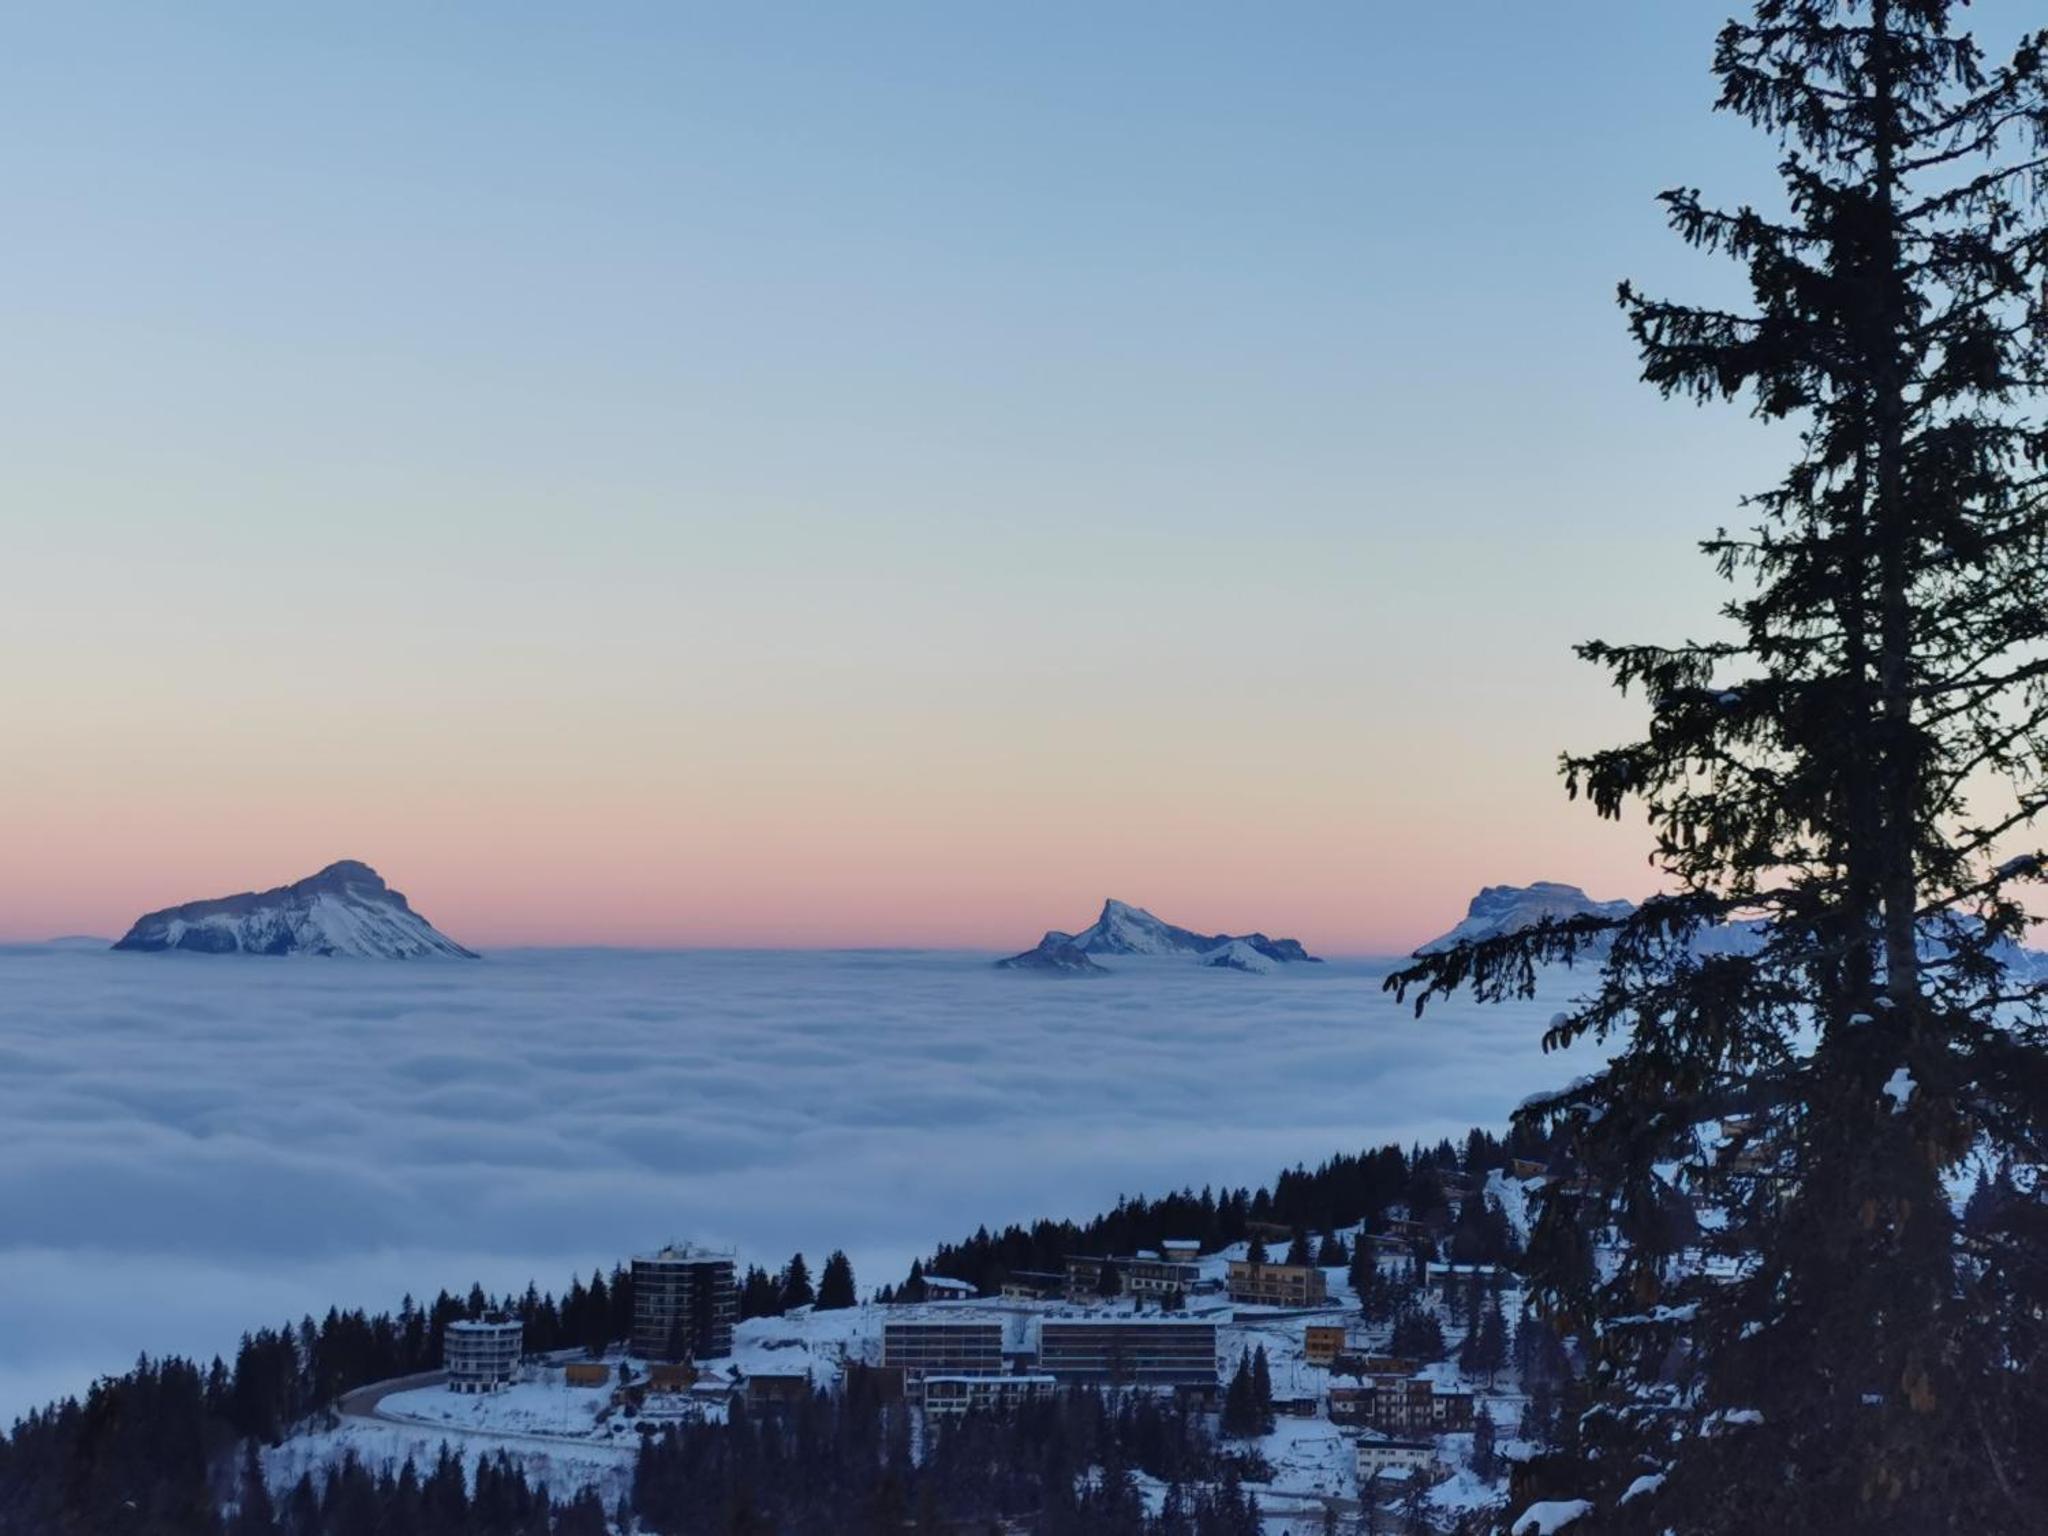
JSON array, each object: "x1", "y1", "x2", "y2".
[{"x1": 5, "y1": 3, "x2": 2038, "y2": 953}]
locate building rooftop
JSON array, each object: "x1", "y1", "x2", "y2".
[{"x1": 638, "y1": 1242, "x2": 737, "y2": 1263}]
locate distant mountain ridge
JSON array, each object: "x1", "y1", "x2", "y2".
[
  {"x1": 112, "y1": 861, "x2": 476, "y2": 959},
  {"x1": 997, "y1": 899, "x2": 1320, "y2": 975},
  {"x1": 1420, "y1": 882, "x2": 1636, "y2": 953},
  {"x1": 1418, "y1": 880, "x2": 2046, "y2": 976}
]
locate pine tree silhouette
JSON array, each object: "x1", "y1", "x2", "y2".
[{"x1": 1389, "y1": 2, "x2": 2048, "y2": 1528}]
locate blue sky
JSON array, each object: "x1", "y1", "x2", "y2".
[{"x1": 5, "y1": 2, "x2": 2036, "y2": 947}]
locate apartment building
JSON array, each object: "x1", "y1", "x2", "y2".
[
  {"x1": 1036, "y1": 1319, "x2": 1218, "y2": 1389},
  {"x1": 631, "y1": 1244, "x2": 738, "y2": 1362},
  {"x1": 881, "y1": 1320, "x2": 1004, "y2": 1384},
  {"x1": 1225, "y1": 1260, "x2": 1328, "y2": 1307},
  {"x1": 444, "y1": 1317, "x2": 522, "y2": 1393},
  {"x1": 1332, "y1": 1374, "x2": 1475, "y2": 1433}
]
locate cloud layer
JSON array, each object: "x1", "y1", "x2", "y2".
[{"x1": 0, "y1": 946, "x2": 1597, "y2": 1422}]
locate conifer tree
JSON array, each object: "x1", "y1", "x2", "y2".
[
  {"x1": 1250, "y1": 1346, "x2": 1275, "y2": 1434},
  {"x1": 1347, "y1": 1241, "x2": 1376, "y2": 1305},
  {"x1": 228, "y1": 1442, "x2": 277, "y2": 1536},
  {"x1": 1221, "y1": 1350, "x2": 1259, "y2": 1439},
  {"x1": 739, "y1": 1264, "x2": 781, "y2": 1320},
  {"x1": 778, "y1": 1253, "x2": 814, "y2": 1312},
  {"x1": 1390, "y1": 2, "x2": 2048, "y2": 1529},
  {"x1": 1472, "y1": 1403, "x2": 1500, "y2": 1481},
  {"x1": 817, "y1": 1250, "x2": 857, "y2": 1310}
]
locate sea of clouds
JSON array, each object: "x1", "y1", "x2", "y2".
[{"x1": 0, "y1": 946, "x2": 1604, "y2": 1423}]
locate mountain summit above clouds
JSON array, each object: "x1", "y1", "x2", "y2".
[
  {"x1": 112, "y1": 860, "x2": 477, "y2": 958},
  {"x1": 997, "y1": 899, "x2": 1320, "y2": 975},
  {"x1": 1419, "y1": 882, "x2": 1636, "y2": 953}
]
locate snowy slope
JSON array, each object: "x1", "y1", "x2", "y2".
[
  {"x1": 1200, "y1": 939, "x2": 1276, "y2": 974},
  {"x1": 1420, "y1": 880, "x2": 2047, "y2": 977},
  {"x1": 112, "y1": 860, "x2": 476, "y2": 958},
  {"x1": 1420, "y1": 883, "x2": 1635, "y2": 953}
]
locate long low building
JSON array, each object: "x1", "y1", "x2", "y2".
[
  {"x1": 1356, "y1": 1440, "x2": 1440, "y2": 1481},
  {"x1": 1036, "y1": 1319, "x2": 1218, "y2": 1389},
  {"x1": 1063, "y1": 1253, "x2": 1204, "y2": 1302},
  {"x1": 882, "y1": 1320, "x2": 1005, "y2": 1383},
  {"x1": 923, "y1": 1374, "x2": 1057, "y2": 1418}
]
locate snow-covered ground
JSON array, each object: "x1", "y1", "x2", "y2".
[
  {"x1": 259, "y1": 1250, "x2": 1536, "y2": 1525},
  {"x1": 265, "y1": 1411, "x2": 638, "y2": 1509},
  {"x1": 0, "y1": 945, "x2": 1605, "y2": 1423}
]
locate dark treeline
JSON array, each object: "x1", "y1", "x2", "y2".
[
  {"x1": 250, "y1": 1448, "x2": 611, "y2": 1536},
  {"x1": 0, "y1": 1265, "x2": 638, "y2": 1536},
  {"x1": 634, "y1": 1375, "x2": 1269, "y2": 1536},
  {"x1": 736, "y1": 1249, "x2": 858, "y2": 1321},
  {"x1": 887, "y1": 1121, "x2": 1561, "y2": 1300}
]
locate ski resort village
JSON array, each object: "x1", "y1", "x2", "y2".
[{"x1": 262, "y1": 1157, "x2": 1576, "y2": 1533}]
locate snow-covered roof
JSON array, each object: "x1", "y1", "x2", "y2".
[{"x1": 1511, "y1": 1500, "x2": 1594, "y2": 1536}]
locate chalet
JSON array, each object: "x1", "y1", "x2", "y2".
[
  {"x1": 1225, "y1": 1260, "x2": 1328, "y2": 1307},
  {"x1": 998, "y1": 1270, "x2": 1066, "y2": 1301},
  {"x1": 646, "y1": 1361, "x2": 698, "y2": 1392},
  {"x1": 744, "y1": 1372, "x2": 813, "y2": 1415},
  {"x1": 1356, "y1": 1440, "x2": 1441, "y2": 1482},
  {"x1": 1304, "y1": 1324, "x2": 1349, "y2": 1366}
]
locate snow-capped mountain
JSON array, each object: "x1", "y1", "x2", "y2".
[
  {"x1": 1419, "y1": 882, "x2": 1636, "y2": 953},
  {"x1": 112, "y1": 861, "x2": 477, "y2": 959},
  {"x1": 997, "y1": 899, "x2": 1319, "y2": 973},
  {"x1": 992, "y1": 938, "x2": 1109, "y2": 976},
  {"x1": 1419, "y1": 881, "x2": 2047, "y2": 974},
  {"x1": 1198, "y1": 939, "x2": 1278, "y2": 974}
]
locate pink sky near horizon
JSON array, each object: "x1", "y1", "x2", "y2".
[{"x1": 3, "y1": 696, "x2": 1663, "y2": 953}]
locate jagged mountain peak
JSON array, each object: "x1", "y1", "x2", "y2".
[{"x1": 997, "y1": 900, "x2": 1320, "y2": 974}]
